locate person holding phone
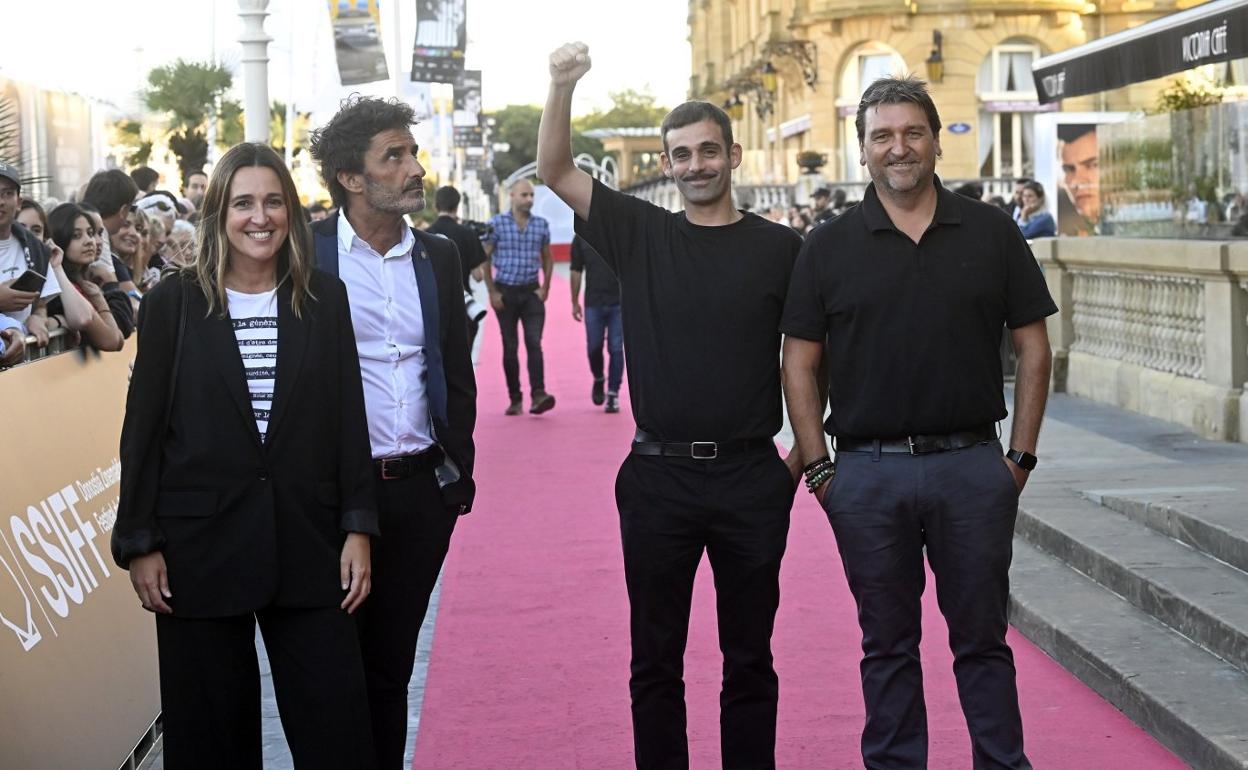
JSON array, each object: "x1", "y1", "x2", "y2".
[
  {"x1": 114, "y1": 143, "x2": 379, "y2": 768},
  {"x1": 0, "y1": 161, "x2": 60, "y2": 343}
]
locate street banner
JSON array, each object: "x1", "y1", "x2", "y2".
[
  {"x1": 411, "y1": 0, "x2": 467, "y2": 84},
  {"x1": 453, "y1": 69, "x2": 482, "y2": 128},
  {"x1": 453, "y1": 124, "x2": 483, "y2": 148},
  {"x1": 0, "y1": 350, "x2": 160, "y2": 768},
  {"x1": 328, "y1": 0, "x2": 390, "y2": 86}
]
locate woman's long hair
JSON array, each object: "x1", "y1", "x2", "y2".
[
  {"x1": 47, "y1": 202, "x2": 93, "y2": 285},
  {"x1": 190, "y1": 142, "x2": 315, "y2": 317}
]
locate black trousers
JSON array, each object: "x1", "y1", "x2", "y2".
[
  {"x1": 822, "y1": 440, "x2": 1031, "y2": 770},
  {"x1": 356, "y1": 466, "x2": 459, "y2": 770},
  {"x1": 615, "y1": 447, "x2": 795, "y2": 770},
  {"x1": 155, "y1": 605, "x2": 374, "y2": 770},
  {"x1": 495, "y1": 282, "x2": 546, "y2": 398}
]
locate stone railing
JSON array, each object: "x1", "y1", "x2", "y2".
[
  {"x1": 1034, "y1": 238, "x2": 1248, "y2": 442},
  {"x1": 1068, "y1": 271, "x2": 1205, "y2": 380}
]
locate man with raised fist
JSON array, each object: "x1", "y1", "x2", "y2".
[{"x1": 538, "y1": 42, "x2": 804, "y2": 770}]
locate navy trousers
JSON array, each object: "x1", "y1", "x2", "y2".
[{"x1": 822, "y1": 440, "x2": 1031, "y2": 770}]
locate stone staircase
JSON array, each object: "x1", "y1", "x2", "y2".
[{"x1": 1010, "y1": 485, "x2": 1248, "y2": 769}]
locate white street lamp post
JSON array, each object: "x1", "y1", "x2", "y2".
[{"x1": 238, "y1": 0, "x2": 272, "y2": 144}]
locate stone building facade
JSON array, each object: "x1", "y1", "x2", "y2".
[{"x1": 688, "y1": 0, "x2": 1212, "y2": 187}]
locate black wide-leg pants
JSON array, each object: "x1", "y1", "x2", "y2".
[
  {"x1": 155, "y1": 605, "x2": 374, "y2": 770},
  {"x1": 822, "y1": 440, "x2": 1031, "y2": 770},
  {"x1": 356, "y1": 467, "x2": 459, "y2": 770},
  {"x1": 615, "y1": 447, "x2": 796, "y2": 770}
]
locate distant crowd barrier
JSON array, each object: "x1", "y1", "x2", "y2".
[
  {"x1": 1034, "y1": 238, "x2": 1248, "y2": 443},
  {"x1": 0, "y1": 349, "x2": 160, "y2": 768}
]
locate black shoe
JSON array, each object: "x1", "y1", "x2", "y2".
[
  {"x1": 530, "y1": 392, "x2": 556, "y2": 414},
  {"x1": 591, "y1": 378, "x2": 605, "y2": 405},
  {"x1": 605, "y1": 393, "x2": 619, "y2": 413}
]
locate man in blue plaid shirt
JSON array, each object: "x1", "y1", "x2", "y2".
[{"x1": 483, "y1": 179, "x2": 556, "y2": 415}]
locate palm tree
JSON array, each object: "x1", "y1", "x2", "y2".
[{"x1": 144, "y1": 59, "x2": 233, "y2": 186}]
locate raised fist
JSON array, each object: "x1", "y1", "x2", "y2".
[{"x1": 549, "y1": 42, "x2": 591, "y2": 86}]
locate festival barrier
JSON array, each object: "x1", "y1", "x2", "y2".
[{"x1": 0, "y1": 349, "x2": 160, "y2": 768}]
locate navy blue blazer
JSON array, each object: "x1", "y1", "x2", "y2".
[{"x1": 312, "y1": 213, "x2": 477, "y2": 513}]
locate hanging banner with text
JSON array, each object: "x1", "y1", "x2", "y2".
[
  {"x1": 411, "y1": 0, "x2": 467, "y2": 83},
  {"x1": 0, "y1": 350, "x2": 160, "y2": 768},
  {"x1": 328, "y1": 0, "x2": 390, "y2": 86},
  {"x1": 453, "y1": 69, "x2": 482, "y2": 128}
]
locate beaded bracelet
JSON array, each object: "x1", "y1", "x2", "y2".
[{"x1": 803, "y1": 456, "x2": 835, "y2": 494}]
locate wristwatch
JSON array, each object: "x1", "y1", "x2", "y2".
[{"x1": 1005, "y1": 448, "x2": 1038, "y2": 471}]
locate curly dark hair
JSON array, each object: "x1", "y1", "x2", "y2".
[{"x1": 309, "y1": 95, "x2": 418, "y2": 207}]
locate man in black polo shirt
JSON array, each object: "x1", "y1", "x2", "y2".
[
  {"x1": 538, "y1": 43, "x2": 803, "y2": 769},
  {"x1": 427, "y1": 185, "x2": 488, "y2": 344},
  {"x1": 782, "y1": 77, "x2": 1055, "y2": 770},
  {"x1": 569, "y1": 235, "x2": 623, "y2": 413}
]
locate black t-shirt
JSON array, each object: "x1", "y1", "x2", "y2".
[
  {"x1": 569, "y1": 235, "x2": 620, "y2": 307},
  {"x1": 780, "y1": 180, "x2": 1057, "y2": 438},
  {"x1": 427, "y1": 215, "x2": 487, "y2": 291},
  {"x1": 575, "y1": 179, "x2": 802, "y2": 440}
]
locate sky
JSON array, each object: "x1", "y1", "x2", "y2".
[{"x1": 4, "y1": 0, "x2": 693, "y2": 122}]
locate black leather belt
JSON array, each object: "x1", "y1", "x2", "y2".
[
  {"x1": 631, "y1": 430, "x2": 773, "y2": 460},
  {"x1": 835, "y1": 425, "x2": 998, "y2": 455},
  {"x1": 374, "y1": 447, "x2": 443, "y2": 480}
]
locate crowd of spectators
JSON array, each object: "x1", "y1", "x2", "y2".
[{"x1": 1, "y1": 159, "x2": 348, "y2": 370}]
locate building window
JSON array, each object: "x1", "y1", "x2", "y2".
[
  {"x1": 977, "y1": 42, "x2": 1042, "y2": 179},
  {"x1": 837, "y1": 43, "x2": 906, "y2": 181}
]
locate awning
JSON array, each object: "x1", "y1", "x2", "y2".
[{"x1": 1031, "y1": 0, "x2": 1248, "y2": 104}]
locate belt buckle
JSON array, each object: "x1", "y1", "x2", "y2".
[
  {"x1": 379, "y1": 457, "x2": 403, "y2": 480},
  {"x1": 907, "y1": 436, "x2": 917, "y2": 456},
  {"x1": 690, "y1": 441, "x2": 718, "y2": 460}
]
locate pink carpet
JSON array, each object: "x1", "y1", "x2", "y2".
[{"x1": 413, "y1": 275, "x2": 1186, "y2": 769}]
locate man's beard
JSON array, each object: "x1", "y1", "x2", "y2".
[{"x1": 363, "y1": 173, "x2": 425, "y2": 215}]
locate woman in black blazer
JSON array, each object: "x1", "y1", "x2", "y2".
[{"x1": 113, "y1": 143, "x2": 378, "y2": 769}]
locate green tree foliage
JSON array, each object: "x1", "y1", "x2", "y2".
[
  {"x1": 574, "y1": 88, "x2": 668, "y2": 131},
  {"x1": 112, "y1": 119, "x2": 153, "y2": 167},
  {"x1": 1152, "y1": 77, "x2": 1224, "y2": 114},
  {"x1": 144, "y1": 59, "x2": 233, "y2": 184},
  {"x1": 486, "y1": 88, "x2": 668, "y2": 184}
]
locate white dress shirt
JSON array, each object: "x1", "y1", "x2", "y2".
[{"x1": 337, "y1": 215, "x2": 434, "y2": 459}]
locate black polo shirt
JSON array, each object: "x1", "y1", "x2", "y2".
[
  {"x1": 569, "y1": 235, "x2": 620, "y2": 306},
  {"x1": 780, "y1": 179, "x2": 1057, "y2": 438},
  {"x1": 576, "y1": 179, "x2": 802, "y2": 441},
  {"x1": 427, "y1": 215, "x2": 487, "y2": 291}
]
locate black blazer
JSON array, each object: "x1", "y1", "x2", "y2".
[
  {"x1": 311, "y1": 214, "x2": 477, "y2": 513},
  {"x1": 112, "y1": 271, "x2": 378, "y2": 618}
]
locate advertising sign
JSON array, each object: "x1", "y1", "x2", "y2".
[
  {"x1": 452, "y1": 70, "x2": 482, "y2": 128},
  {"x1": 0, "y1": 350, "x2": 160, "y2": 768},
  {"x1": 411, "y1": 0, "x2": 467, "y2": 83},
  {"x1": 1033, "y1": 112, "x2": 1128, "y2": 237},
  {"x1": 328, "y1": 0, "x2": 390, "y2": 86}
]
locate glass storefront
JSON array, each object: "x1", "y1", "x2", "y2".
[{"x1": 1100, "y1": 101, "x2": 1248, "y2": 239}]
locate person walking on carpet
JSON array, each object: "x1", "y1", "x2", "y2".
[
  {"x1": 308, "y1": 96, "x2": 478, "y2": 770},
  {"x1": 781, "y1": 76, "x2": 1055, "y2": 769},
  {"x1": 569, "y1": 234, "x2": 623, "y2": 414},
  {"x1": 539, "y1": 42, "x2": 803, "y2": 770}
]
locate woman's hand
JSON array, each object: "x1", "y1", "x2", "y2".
[
  {"x1": 129, "y1": 551, "x2": 173, "y2": 613},
  {"x1": 45, "y1": 240, "x2": 64, "y2": 269},
  {"x1": 339, "y1": 532, "x2": 372, "y2": 613}
]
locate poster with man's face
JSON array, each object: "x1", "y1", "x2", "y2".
[{"x1": 1057, "y1": 123, "x2": 1100, "y2": 236}]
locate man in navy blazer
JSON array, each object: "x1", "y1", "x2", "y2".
[{"x1": 310, "y1": 96, "x2": 477, "y2": 769}]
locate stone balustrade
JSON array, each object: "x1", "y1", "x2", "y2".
[{"x1": 1033, "y1": 238, "x2": 1248, "y2": 442}]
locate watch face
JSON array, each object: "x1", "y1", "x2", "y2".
[{"x1": 1009, "y1": 450, "x2": 1037, "y2": 471}]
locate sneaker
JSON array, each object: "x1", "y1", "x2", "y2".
[
  {"x1": 605, "y1": 393, "x2": 619, "y2": 414},
  {"x1": 505, "y1": 398, "x2": 523, "y2": 416},
  {"x1": 591, "y1": 378, "x2": 605, "y2": 405},
  {"x1": 530, "y1": 392, "x2": 556, "y2": 414}
]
